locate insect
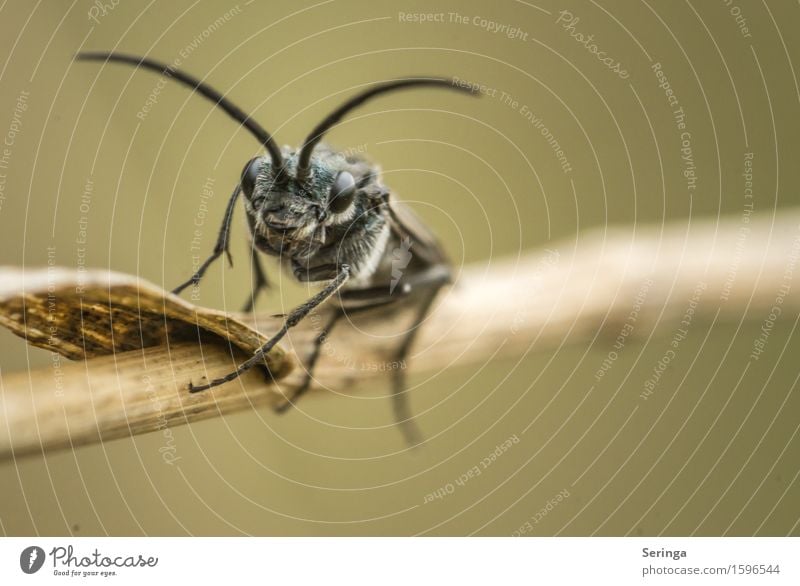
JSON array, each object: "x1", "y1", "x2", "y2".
[{"x1": 77, "y1": 51, "x2": 478, "y2": 444}]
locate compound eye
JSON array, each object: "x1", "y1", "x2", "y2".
[
  {"x1": 240, "y1": 157, "x2": 262, "y2": 199},
  {"x1": 328, "y1": 171, "x2": 356, "y2": 214}
]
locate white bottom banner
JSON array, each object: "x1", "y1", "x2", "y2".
[{"x1": 1, "y1": 537, "x2": 797, "y2": 584}]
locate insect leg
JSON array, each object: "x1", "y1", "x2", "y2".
[
  {"x1": 274, "y1": 308, "x2": 345, "y2": 413},
  {"x1": 283, "y1": 265, "x2": 447, "y2": 444},
  {"x1": 390, "y1": 272, "x2": 450, "y2": 447},
  {"x1": 274, "y1": 280, "x2": 419, "y2": 413},
  {"x1": 241, "y1": 243, "x2": 270, "y2": 312},
  {"x1": 173, "y1": 184, "x2": 241, "y2": 295},
  {"x1": 189, "y1": 265, "x2": 351, "y2": 392}
]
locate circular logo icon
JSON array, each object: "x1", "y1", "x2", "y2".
[{"x1": 20, "y1": 546, "x2": 45, "y2": 574}]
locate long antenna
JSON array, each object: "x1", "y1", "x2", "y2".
[
  {"x1": 296, "y1": 78, "x2": 479, "y2": 180},
  {"x1": 76, "y1": 51, "x2": 285, "y2": 175}
]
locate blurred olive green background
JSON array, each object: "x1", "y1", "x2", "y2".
[{"x1": 0, "y1": 0, "x2": 798, "y2": 536}]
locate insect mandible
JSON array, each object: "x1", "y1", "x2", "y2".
[{"x1": 77, "y1": 52, "x2": 479, "y2": 444}]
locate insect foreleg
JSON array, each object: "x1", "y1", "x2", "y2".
[
  {"x1": 275, "y1": 280, "x2": 411, "y2": 413},
  {"x1": 189, "y1": 264, "x2": 351, "y2": 392},
  {"x1": 173, "y1": 184, "x2": 241, "y2": 295},
  {"x1": 241, "y1": 243, "x2": 270, "y2": 312},
  {"x1": 274, "y1": 277, "x2": 420, "y2": 414},
  {"x1": 274, "y1": 308, "x2": 345, "y2": 413}
]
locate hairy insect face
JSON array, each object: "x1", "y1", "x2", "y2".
[{"x1": 242, "y1": 146, "x2": 389, "y2": 281}]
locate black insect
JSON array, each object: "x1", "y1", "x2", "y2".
[{"x1": 77, "y1": 52, "x2": 478, "y2": 444}]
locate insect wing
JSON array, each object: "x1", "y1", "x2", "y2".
[{"x1": 386, "y1": 196, "x2": 449, "y2": 267}]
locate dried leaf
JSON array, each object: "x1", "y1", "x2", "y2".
[{"x1": 0, "y1": 266, "x2": 292, "y2": 381}]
